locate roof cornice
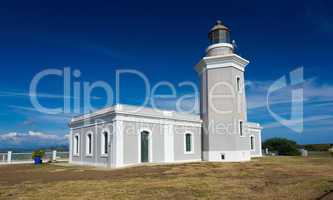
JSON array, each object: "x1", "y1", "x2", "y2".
[
  {"x1": 195, "y1": 53, "x2": 250, "y2": 74},
  {"x1": 70, "y1": 104, "x2": 201, "y2": 126}
]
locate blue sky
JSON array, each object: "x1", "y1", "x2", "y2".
[{"x1": 0, "y1": 0, "x2": 332, "y2": 149}]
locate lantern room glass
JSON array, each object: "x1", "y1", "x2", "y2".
[{"x1": 209, "y1": 29, "x2": 231, "y2": 45}]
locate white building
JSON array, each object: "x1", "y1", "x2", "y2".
[{"x1": 69, "y1": 21, "x2": 262, "y2": 168}]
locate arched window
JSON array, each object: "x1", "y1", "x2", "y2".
[
  {"x1": 101, "y1": 131, "x2": 109, "y2": 156},
  {"x1": 73, "y1": 135, "x2": 79, "y2": 155},
  {"x1": 86, "y1": 133, "x2": 92, "y2": 156},
  {"x1": 250, "y1": 136, "x2": 255, "y2": 150},
  {"x1": 184, "y1": 133, "x2": 194, "y2": 154}
]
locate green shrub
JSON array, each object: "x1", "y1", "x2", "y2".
[
  {"x1": 329, "y1": 148, "x2": 333, "y2": 157},
  {"x1": 263, "y1": 138, "x2": 301, "y2": 156},
  {"x1": 32, "y1": 150, "x2": 45, "y2": 159},
  {"x1": 303, "y1": 144, "x2": 331, "y2": 151}
]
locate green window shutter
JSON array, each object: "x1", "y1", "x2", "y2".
[
  {"x1": 240, "y1": 121, "x2": 243, "y2": 136},
  {"x1": 88, "y1": 135, "x2": 91, "y2": 154},
  {"x1": 250, "y1": 136, "x2": 254, "y2": 150},
  {"x1": 104, "y1": 132, "x2": 108, "y2": 154},
  {"x1": 186, "y1": 134, "x2": 191, "y2": 152},
  {"x1": 141, "y1": 132, "x2": 149, "y2": 163}
]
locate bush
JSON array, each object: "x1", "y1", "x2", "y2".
[
  {"x1": 263, "y1": 138, "x2": 301, "y2": 156},
  {"x1": 329, "y1": 148, "x2": 333, "y2": 157},
  {"x1": 32, "y1": 150, "x2": 45, "y2": 159},
  {"x1": 303, "y1": 144, "x2": 331, "y2": 151}
]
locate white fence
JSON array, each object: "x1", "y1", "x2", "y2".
[{"x1": 0, "y1": 151, "x2": 69, "y2": 165}]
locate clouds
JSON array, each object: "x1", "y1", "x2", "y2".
[
  {"x1": 246, "y1": 78, "x2": 333, "y2": 113},
  {"x1": 246, "y1": 76, "x2": 333, "y2": 143},
  {"x1": 0, "y1": 131, "x2": 66, "y2": 141},
  {"x1": 9, "y1": 105, "x2": 75, "y2": 125},
  {"x1": 0, "y1": 132, "x2": 19, "y2": 141},
  {"x1": 262, "y1": 115, "x2": 333, "y2": 129},
  {"x1": 0, "y1": 131, "x2": 68, "y2": 149},
  {"x1": 246, "y1": 77, "x2": 333, "y2": 110},
  {"x1": 1, "y1": 105, "x2": 72, "y2": 148},
  {"x1": 27, "y1": 131, "x2": 61, "y2": 140}
]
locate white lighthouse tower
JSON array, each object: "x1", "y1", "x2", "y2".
[{"x1": 196, "y1": 20, "x2": 252, "y2": 162}]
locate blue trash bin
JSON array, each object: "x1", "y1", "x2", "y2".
[{"x1": 34, "y1": 156, "x2": 42, "y2": 165}]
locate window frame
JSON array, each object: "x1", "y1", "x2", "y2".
[
  {"x1": 101, "y1": 130, "x2": 109, "y2": 157},
  {"x1": 236, "y1": 76, "x2": 241, "y2": 93},
  {"x1": 184, "y1": 132, "x2": 194, "y2": 154},
  {"x1": 239, "y1": 120, "x2": 244, "y2": 137},
  {"x1": 250, "y1": 135, "x2": 255, "y2": 151},
  {"x1": 73, "y1": 134, "x2": 80, "y2": 156},
  {"x1": 85, "y1": 132, "x2": 93, "y2": 157}
]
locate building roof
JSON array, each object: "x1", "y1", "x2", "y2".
[
  {"x1": 70, "y1": 104, "x2": 201, "y2": 125},
  {"x1": 209, "y1": 20, "x2": 229, "y2": 32}
]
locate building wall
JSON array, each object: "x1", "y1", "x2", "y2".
[
  {"x1": 248, "y1": 129, "x2": 262, "y2": 157},
  {"x1": 70, "y1": 114, "x2": 115, "y2": 129},
  {"x1": 197, "y1": 54, "x2": 253, "y2": 162},
  {"x1": 70, "y1": 109, "x2": 202, "y2": 168},
  {"x1": 173, "y1": 125, "x2": 202, "y2": 161},
  {"x1": 122, "y1": 121, "x2": 165, "y2": 165},
  {"x1": 200, "y1": 70, "x2": 210, "y2": 153},
  {"x1": 205, "y1": 67, "x2": 249, "y2": 151},
  {"x1": 122, "y1": 121, "x2": 202, "y2": 166},
  {"x1": 70, "y1": 121, "x2": 114, "y2": 167}
]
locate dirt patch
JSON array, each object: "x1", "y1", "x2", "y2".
[{"x1": 0, "y1": 163, "x2": 170, "y2": 186}]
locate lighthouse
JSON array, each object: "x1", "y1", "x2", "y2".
[{"x1": 196, "y1": 20, "x2": 252, "y2": 162}]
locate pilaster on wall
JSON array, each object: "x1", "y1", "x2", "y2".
[
  {"x1": 114, "y1": 120, "x2": 124, "y2": 167},
  {"x1": 107, "y1": 130, "x2": 113, "y2": 168},
  {"x1": 69, "y1": 129, "x2": 73, "y2": 163},
  {"x1": 164, "y1": 124, "x2": 174, "y2": 162}
]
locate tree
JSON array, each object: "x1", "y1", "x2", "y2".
[
  {"x1": 263, "y1": 138, "x2": 301, "y2": 156},
  {"x1": 303, "y1": 144, "x2": 331, "y2": 151}
]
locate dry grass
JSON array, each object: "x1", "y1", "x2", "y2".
[{"x1": 0, "y1": 155, "x2": 333, "y2": 200}]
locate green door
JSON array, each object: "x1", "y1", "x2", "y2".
[{"x1": 141, "y1": 131, "x2": 149, "y2": 163}]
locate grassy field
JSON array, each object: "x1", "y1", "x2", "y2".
[{"x1": 0, "y1": 155, "x2": 332, "y2": 200}]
